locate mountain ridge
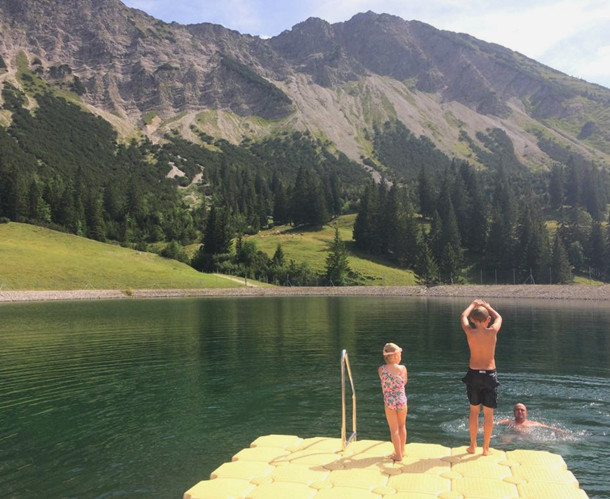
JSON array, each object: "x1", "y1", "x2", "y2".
[{"x1": 0, "y1": 0, "x2": 609, "y2": 170}]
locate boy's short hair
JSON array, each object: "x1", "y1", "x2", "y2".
[{"x1": 470, "y1": 306, "x2": 489, "y2": 323}]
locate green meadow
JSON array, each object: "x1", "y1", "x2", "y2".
[
  {"x1": 0, "y1": 222, "x2": 241, "y2": 290},
  {"x1": 248, "y1": 214, "x2": 418, "y2": 286},
  {"x1": 1, "y1": 216, "x2": 417, "y2": 291}
]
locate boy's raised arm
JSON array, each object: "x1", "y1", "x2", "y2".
[
  {"x1": 482, "y1": 301, "x2": 503, "y2": 332},
  {"x1": 460, "y1": 300, "x2": 477, "y2": 331}
]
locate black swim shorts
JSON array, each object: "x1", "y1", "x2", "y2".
[{"x1": 461, "y1": 369, "x2": 499, "y2": 408}]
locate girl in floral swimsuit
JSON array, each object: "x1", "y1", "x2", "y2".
[{"x1": 378, "y1": 343, "x2": 408, "y2": 461}]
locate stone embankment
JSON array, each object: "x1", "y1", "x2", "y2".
[{"x1": 2, "y1": 284, "x2": 610, "y2": 303}]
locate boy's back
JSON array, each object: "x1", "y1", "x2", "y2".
[{"x1": 463, "y1": 322, "x2": 499, "y2": 370}]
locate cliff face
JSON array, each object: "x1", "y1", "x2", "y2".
[{"x1": 0, "y1": 0, "x2": 609, "y2": 168}]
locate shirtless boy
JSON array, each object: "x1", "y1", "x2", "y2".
[{"x1": 460, "y1": 299, "x2": 503, "y2": 455}]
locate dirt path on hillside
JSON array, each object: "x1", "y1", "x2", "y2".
[{"x1": 2, "y1": 284, "x2": 610, "y2": 303}]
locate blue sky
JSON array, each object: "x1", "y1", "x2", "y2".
[{"x1": 121, "y1": 0, "x2": 610, "y2": 89}]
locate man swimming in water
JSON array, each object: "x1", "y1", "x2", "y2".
[{"x1": 499, "y1": 403, "x2": 565, "y2": 433}]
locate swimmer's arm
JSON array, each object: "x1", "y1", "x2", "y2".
[
  {"x1": 535, "y1": 422, "x2": 566, "y2": 434},
  {"x1": 461, "y1": 301, "x2": 477, "y2": 332},
  {"x1": 482, "y1": 301, "x2": 502, "y2": 333},
  {"x1": 402, "y1": 366, "x2": 408, "y2": 385}
]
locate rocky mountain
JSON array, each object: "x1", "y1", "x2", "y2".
[{"x1": 1, "y1": 0, "x2": 609, "y2": 172}]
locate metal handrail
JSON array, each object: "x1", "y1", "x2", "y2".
[{"x1": 340, "y1": 349, "x2": 357, "y2": 450}]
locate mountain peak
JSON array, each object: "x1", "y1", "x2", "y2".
[{"x1": 0, "y1": 0, "x2": 608, "y2": 168}]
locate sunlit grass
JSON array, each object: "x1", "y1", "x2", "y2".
[
  {"x1": 0, "y1": 222, "x2": 242, "y2": 290},
  {"x1": 248, "y1": 214, "x2": 418, "y2": 286}
]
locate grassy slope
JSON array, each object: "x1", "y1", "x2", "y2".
[
  {"x1": 0, "y1": 222, "x2": 241, "y2": 290},
  {"x1": 249, "y1": 214, "x2": 418, "y2": 286}
]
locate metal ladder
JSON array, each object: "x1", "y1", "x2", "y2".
[{"x1": 340, "y1": 349, "x2": 357, "y2": 450}]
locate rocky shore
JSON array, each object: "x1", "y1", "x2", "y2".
[{"x1": 2, "y1": 284, "x2": 610, "y2": 303}]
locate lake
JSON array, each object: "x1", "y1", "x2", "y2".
[{"x1": 0, "y1": 296, "x2": 608, "y2": 498}]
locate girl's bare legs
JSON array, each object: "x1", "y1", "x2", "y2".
[{"x1": 385, "y1": 406, "x2": 407, "y2": 460}]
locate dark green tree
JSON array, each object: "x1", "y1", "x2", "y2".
[
  {"x1": 417, "y1": 166, "x2": 436, "y2": 218},
  {"x1": 549, "y1": 163, "x2": 564, "y2": 210},
  {"x1": 415, "y1": 229, "x2": 439, "y2": 285},
  {"x1": 515, "y1": 202, "x2": 550, "y2": 282},
  {"x1": 353, "y1": 183, "x2": 380, "y2": 254},
  {"x1": 192, "y1": 206, "x2": 233, "y2": 272},
  {"x1": 587, "y1": 221, "x2": 607, "y2": 277},
  {"x1": 325, "y1": 227, "x2": 351, "y2": 285},
  {"x1": 272, "y1": 243, "x2": 285, "y2": 267},
  {"x1": 551, "y1": 233, "x2": 573, "y2": 283}
]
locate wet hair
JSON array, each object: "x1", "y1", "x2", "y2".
[
  {"x1": 469, "y1": 306, "x2": 489, "y2": 323},
  {"x1": 382, "y1": 342, "x2": 402, "y2": 363}
]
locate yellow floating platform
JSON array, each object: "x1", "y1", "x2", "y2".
[{"x1": 183, "y1": 435, "x2": 588, "y2": 499}]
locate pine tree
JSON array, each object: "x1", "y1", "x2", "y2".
[
  {"x1": 587, "y1": 221, "x2": 607, "y2": 277},
  {"x1": 393, "y1": 198, "x2": 420, "y2": 269},
  {"x1": 549, "y1": 163, "x2": 564, "y2": 210},
  {"x1": 272, "y1": 244, "x2": 285, "y2": 267},
  {"x1": 417, "y1": 166, "x2": 436, "y2": 218},
  {"x1": 440, "y1": 243, "x2": 462, "y2": 284},
  {"x1": 515, "y1": 202, "x2": 550, "y2": 282},
  {"x1": 428, "y1": 210, "x2": 444, "y2": 262},
  {"x1": 325, "y1": 227, "x2": 351, "y2": 285},
  {"x1": 353, "y1": 183, "x2": 380, "y2": 254},
  {"x1": 272, "y1": 180, "x2": 289, "y2": 225},
  {"x1": 378, "y1": 185, "x2": 400, "y2": 256},
  {"x1": 415, "y1": 230, "x2": 439, "y2": 285},
  {"x1": 565, "y1": 157, "x2": 581, "y2": 207},
  {"x1": 85, "y1": 190, "x2": 106, "y2": 241},
  {"x1": 193, "y1": 205, "x2": 233, "y2": 272},
  {"x1": 551, "y1": 233, "x2": 573, "y2": 283}
]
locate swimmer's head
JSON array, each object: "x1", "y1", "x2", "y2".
[
  {"x1": 470, "y1": 306, "x2": 490, "y2": 324},
  {"x1": 514, "y1": 403, "x2": 528, "y2": 423},
  {"x1": 383, "y1": 343, "x2": 402, "y2": 363}
]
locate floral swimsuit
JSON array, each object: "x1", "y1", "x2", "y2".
[{"x1": 380, "y1": 364, "x2": 407, "y2": 411}]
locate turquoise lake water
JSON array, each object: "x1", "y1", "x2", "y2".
[{"x1": 0, "y1": 296, "x2": 608, "y2": 498}]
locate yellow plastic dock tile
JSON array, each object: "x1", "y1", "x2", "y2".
[
  {"x1": 394, "y1": 494, "x2": 439, "y2": 499},
  {"x1": 512, "y1": 465, "x2": 580, "y2": 485},
  {"x1": 404, "y1": 442, "x2": 451, "y2": 458},
  {"x1": 250, "y1": 434, "x2": 303, "y2": 450},
  {"x1": 517, "y1": 482, "x2": 589, "y2": 499},
  {"x1": 209, "y1": 461, "x2": 274, "y2": 480},
  {"x1": 388, "y1": 472, "x2": 451, "y2": 495},
  {"x1": 313, "y1": 487, "x2": 381, "y2": 498},
  {"x1": 451, "y1": 460, "x2": 512, "y2": 480},
  {"x1": 505, "y1": 449, "x2": 567, "y2": 468},
  {"x1": 183, "y1": 478, "x2": 254, "y2": 499},
  {"x1": 399, "y1": 457, "x2": 450, "y2": 475},
  {"x1": 269, "y1": 463, "x2": 330, "y2": 485},
  {"x1": 232, "y1": 446, "x2": 290, "y2": 463},
  {"x1": 453, "y1": 476, "x2": 519, "y2": 498},
  {"x1": 245, "y1": 481, "x2": 316, "y2": 499},
  {"x1": 182, "y1": 435, "x2": 589, "y2": 499},
  {"x1": 326, "y1": 468, "x2": 388, "y2": 489}
]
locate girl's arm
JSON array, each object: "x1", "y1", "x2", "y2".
[{"x1": 403, "y1": 366, "x2": 408, "y2": 385}]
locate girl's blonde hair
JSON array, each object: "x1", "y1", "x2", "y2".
[{"x1": 383, "y1": 342, "x2": 402, "y2": 362}]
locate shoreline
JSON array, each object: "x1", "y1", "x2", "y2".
[{"x1": 2, "y1": 284, "x2": 610, "y2": 303}]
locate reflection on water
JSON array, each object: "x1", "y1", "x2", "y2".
[{"x1": 0, "y1": 296, "x2": 608, "y2": 498}]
